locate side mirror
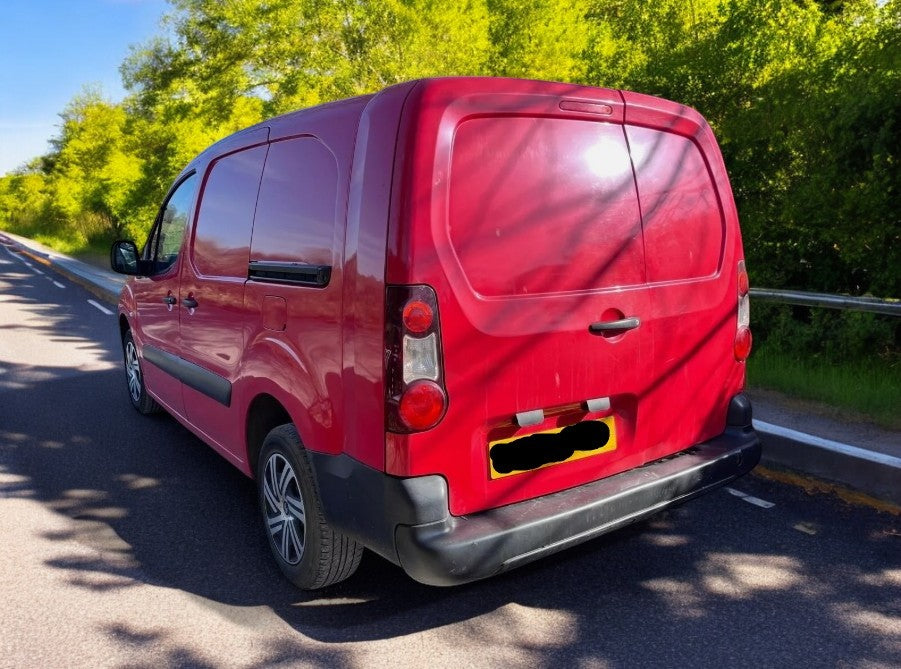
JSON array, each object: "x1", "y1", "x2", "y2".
[{"x1": 110, "y1": 240, "x2": 146, "y2": 276}]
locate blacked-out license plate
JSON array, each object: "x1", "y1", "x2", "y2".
[{"x1": 488, "y1": 416, "x2": 617, "y2": 479}]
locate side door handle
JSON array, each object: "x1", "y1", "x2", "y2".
[
  {"x1": 182, "y1": 297, "x2": 198, "y2": 309},
  {"x1": 163, "y1": 295, "x2": 177, "y2": 306},
  {"x1": 588, "y1": 317, "x2": 640, "y2": 335}
]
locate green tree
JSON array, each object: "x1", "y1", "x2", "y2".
[
  {"x1": 0, "y1": 167, "x2": 52, "y2": 238},
  {"x1": 2, "y1": 0, "x2": 897, "y2": 303},
  {"x1": 47, "y1": 89, "x2": 139, "y2": 242},
  {"x1": 121, "y1": 0, "x2": 493, "y2": 117},
  {"x1": 486, "y1": 0, "x2": 590, "y2": 80}
]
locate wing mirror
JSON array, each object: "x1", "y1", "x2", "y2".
[{"x1": 110, "y1": 240, "x2": 152, "y2": 276}]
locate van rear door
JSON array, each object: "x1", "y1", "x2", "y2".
[
  {"x1": 622, "y1": 91, "x2": 743, "y2": 464},
  {"x1": 387, "y1": 80, "x2": 656, "y2": 515}
]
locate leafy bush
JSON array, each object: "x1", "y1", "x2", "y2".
[
  {"x1": 753, "y1": 302, "x2": 898, "y2": 361},
  {"x1": 1, "y1": 0, "x2": 897, "y2": 368}
]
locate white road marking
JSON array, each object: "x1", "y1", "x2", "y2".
[
  {"x1": 2, "y1": 246, "x2": 27, "y2": 263},
  {"x1": 754, "y1": 419, "x2": 901, "y2": 469},
  {"x1": 742, "y1": 496, "x2": 776, "y2": 509},
  {"x1": 3, "y1": 249, "x2": 35, "y2": 271},
  {"x1": 52, "y1": 281, "x2": 65, "y2": 289},
  {"x1": 793, "y1": 522, "x2": 818, "y2": 536},
  {"x1": 725, "y1": 487, "x2": 776, "y2": 509},
  {"x1": 87, "y1": 299, "x2": 114, "y2": 315}
]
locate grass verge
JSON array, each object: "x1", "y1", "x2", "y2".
[
  {"x1": 747, "y1": 345, "x2": 900, "y2": 430},
  {"x1": 23, "y1": 232, "x2": 114, "y2": 270}
]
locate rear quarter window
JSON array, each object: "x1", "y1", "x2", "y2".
[{"x1": 250, "y1": 137, "x2": 339, "y2": 267}]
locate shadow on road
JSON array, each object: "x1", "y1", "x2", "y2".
[
  {"x1": 2, "y1": 362, "x2": 899, "y2": 666},
  {"x1": 1, "y1": 250, "x2": 898, "y2": 666}
]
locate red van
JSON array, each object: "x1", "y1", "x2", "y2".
[{"x1": 111, "y1": 77, "x2": 759, "y2": 589}]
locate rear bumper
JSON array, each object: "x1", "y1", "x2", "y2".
[
  {"x1": 309, "y1": 398, "x2": 760, "y2": 586},
  {"x1": 396, "y1": 426, "x2": 759, "y2": 585}
]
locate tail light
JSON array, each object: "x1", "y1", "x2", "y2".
[
  {"x1": 735, "y1": 260, "x2": 752, "y2": 361},
  {"x1": 386, "y1": 285, "x2": 447, "y2": 432}
]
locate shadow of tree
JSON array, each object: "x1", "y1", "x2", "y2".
[
  {"x1": 2, "y1": 361, "x2": 899, "y2": 666},
  {"x1": 1, "y1": 238, "x2": 898, "y2": 667}
]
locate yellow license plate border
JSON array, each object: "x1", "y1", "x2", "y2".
[{"x1": 488, "y1": 416, "x2": 617, "y2": 479}]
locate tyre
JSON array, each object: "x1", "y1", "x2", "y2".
[
  {"x1": 122, "y1": 330, "x2": 161, "y2": 415},
  {"x1": 258, "y1": 424, "x2": 363, "y2": 589}
]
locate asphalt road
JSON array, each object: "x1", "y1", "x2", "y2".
[{"x1": 1, "y1": 245, "x2": 899, "y2": 668}]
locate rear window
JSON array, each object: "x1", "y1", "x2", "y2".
[
  {"x1": 448, "y1": 116, "x2": 644, "y2": 297},
  {"x1": 626, "y1": 126, "x2": 724, "y2": 283}
]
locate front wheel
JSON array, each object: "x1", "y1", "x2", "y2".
[
  {"x1": 258, "y1": 424, "x2": 363, "y2": 589},
  {"x1": 122, "y1": 330, "x2": 160, "y2": 415}
]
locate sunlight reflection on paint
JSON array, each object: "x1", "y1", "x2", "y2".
[{"x1": 583, "y1": 136, "x2": 633, "y2": 181}]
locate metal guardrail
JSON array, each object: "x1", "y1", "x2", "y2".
[{"x1": 750, "y1": 288, "x2": 901, "y2": 317}]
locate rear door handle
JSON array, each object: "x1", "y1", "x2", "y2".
[
  {"x1": 588, "y1": 317, "x2": 640, "y2": 335},
  {"x1": 182, "y1": 297, "x2": 198, "y2": 309},
  {"x1": 163, "y1": 295, "x2": 177, "y2": 306}
]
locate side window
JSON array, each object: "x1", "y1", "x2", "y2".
[
  {"x1": 193, "y1": 145, "x2": 268, "y2": 278},
  {"x1": 144, "y1": 173, "x2": 198, "y2": 274},
  {"x1": 250, "y1": 137, "x2": 338, "y2": 267}
]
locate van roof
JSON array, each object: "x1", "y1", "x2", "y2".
[
  {"x1": 178, "y1": 77, "x2": 709, "y2": 184},
  {"x1": 182, "y1": 93, "x2": 376, "y2": 176}
]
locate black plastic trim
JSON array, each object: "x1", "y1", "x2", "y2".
[
  {"x1": 727, "y1": 392, "x2": 753, "y2": 427},
  {"x1": 588, "y1": 317, "x2": 640, "y2": 335},
  {"x1": 394, "y1": 426, "x2": 760, "y2": 586},
  {"x1": 142, "y1": 345, "x2": 232, "y2": 407},
  {"x1": 306, "y1": 451, "x2": 447, "y2": 563},
  {"x1": 306, "y1": 395, "x2": 761, "y2": 586},
  {"x1": 248, "y1": 261, "x2": 331, "y2": 288}
]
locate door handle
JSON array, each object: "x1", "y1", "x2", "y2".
[
  {"x1": 588, "y1": 317, "x2": 640, "y2": 335},
  {"x1": 182, "y1": 297, "x2": 198, "y2": 309},
  {"x1": 163, "y1": 295, "x2": 177, "y2": 306}
]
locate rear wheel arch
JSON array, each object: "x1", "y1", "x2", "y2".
[
  {"x1": 239, "y1": 336, "x2": 326, "y2": 475},
  {"x1": 257, "y1": 424, "x2": 363, "y2": 589},
  {"x1": 245, "y1": 393, "x2": 292, "y2": 478}
]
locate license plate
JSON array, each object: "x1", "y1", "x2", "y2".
[{"x1": 488, "y1": 416, "x2": 617, "y2": 479}]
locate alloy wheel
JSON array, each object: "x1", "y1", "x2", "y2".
[
  {"x1": 262, "y1": 453, "x2": 306, "y2": 565},
  {"x1": 125, "y1": 340, "x2": 142, "y2": 403}
]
